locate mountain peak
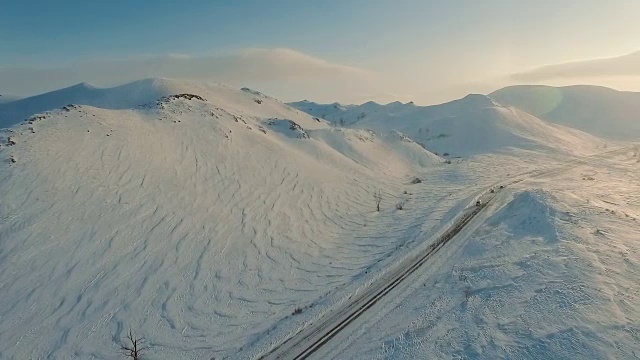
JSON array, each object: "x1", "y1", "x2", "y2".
[
  {"x1": 361, "y1": 101, "x2": 381, "y2": 109},
  {"x1": 491, "y1": 84, "x2": 640, "y2": 139},
  {"x1": 0, "y1": 78, "x2": 213, "y2": 128},
  {"x1": 71, "y1": 82, "x2": 96, "y2": 90}
]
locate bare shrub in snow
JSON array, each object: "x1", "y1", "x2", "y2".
[
  {"x1": 163, "y1": 94, "x2": 207, "y2": 102},
  {"x1": 292, "y1": 304, "x2": 312, "y2": 316},
  {"x1": 457, "y1": 271, "x2": 468, "y2": 283},
  {"x1": 464, "y1": 286, "x2": 472, "y2": 301},
  {"x1": 120, "y1": 330, "x2": 147, "y2": 360},
  {"x1": 374, "y1": 191, "x2": 382, "y2": 212}
]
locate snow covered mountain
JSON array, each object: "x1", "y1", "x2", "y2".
[
  {"x1": 339, "y1": 162, "x2": 640, "y2": 359},
  {"x1": 0, "y1": 94, "x2": 21, "y2": 104},
  {"x1": 418, "y1": 105, "x2": 606, "y2": 157},
  {"x1": 490, "y1": 85, "x2": 640, "y2": 140},
  {"x1": 289, "y1": 94, "x2": 606, "y2": 157},
  {"x1": 0, "y1": 79, "x2": 215, "y2": 129},
  {"x1": 289, "y1": 94, "x2": 496, "y2": 129},
  {"x1": 0, "y1": 78, "x2": 444, "y2": 358},
  {"x1": 1, "y1": 78, "x2": 637, "y2": 359}
]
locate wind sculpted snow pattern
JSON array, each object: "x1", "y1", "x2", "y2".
[
  {"x1": 334, "y1": 149, "x2": 640, "y2": 360},
  {"x1": 289, "y1": 94, "x2": 608, "y2": 158},
  {"x1": 0, "y1": 79, "x2": 453, "y2": 359},
  {"x1": 0, "y1": 79, "x2": 633, "y2": 359}
]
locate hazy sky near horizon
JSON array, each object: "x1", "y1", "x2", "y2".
[{"x1": 2, "y1": 0, "x2": 640, "y2": 104}]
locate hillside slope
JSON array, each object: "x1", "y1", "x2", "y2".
[
  {"x1": 421, "y1": 106, "x2": 606, "y2": 157},
  {"x1": 1, "y1": 79, "x2": 633, "y2": 359},
  {"x1": 0, "y1": 78, "x2": 310, "y2": 129},
  {"x1": 490, "y1": 85, "x2": 640, "y2": 140},
  {"x1": 337, "y1": 150, "x2": 640, "y2": 360},
  {"x1": 0, "y1": 79, "x2": 444, "y2": 359},
  {"x1": 0, "y1": 94, "x2": 21, "y2": 104},
  {"x1": 289, "y1": 94, "x2": 496, "y2": 129},
  {"x1": 290, "y1": 95, "x2": 606, "y2": 157}
]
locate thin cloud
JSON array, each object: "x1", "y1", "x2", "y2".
[
  {"x1": 511, "y1": 51, "x2": 640, "y2": 82},
  {"x1": 0, "y1": 48, "x2": 373, "y2": 97}
]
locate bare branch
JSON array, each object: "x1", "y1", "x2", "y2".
[
  {"x1": 374, "y1": 191, "x2": 382, "y2": 212},
  {"x1": 120, "y1": 329, "x2": 147, "y2": 360}
]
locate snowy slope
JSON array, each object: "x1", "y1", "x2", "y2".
[
  {"x1": 0, "y1": 79, "x2": 446, "y2": 359},
  {"x1": 289, "y1": 100, "x2": 350, "y2": 121},
  {"x1": 335, "y1": 149, "x2": 640, "y2": 359},
  {"x1": 0, "y1": 94, "x2": 21, "y2": 104},
  {"x1": 422, "y1": 106, "x2": 606, "y2": 157},
  {"x1": 0, "y1": 78, "x2": 309, "y2": 129},
  {"x1": 289, "y1": 94, "x2": 494, "y2": 129},
  {"x1": 290, "y1": 95, "x2": 606, "y2": 158},
  {"x1": 309, "y1": 128, "x2": 442, "y2": 174},
  {"x1": 1, "y1": 79, "x2": 174, "y2": 128},
  {"x1": 0, "y1": 78, "x2": 636, "y2": 359},
  {"x1": 491, "y1": 85, "x2": 640, "y2": 140}
]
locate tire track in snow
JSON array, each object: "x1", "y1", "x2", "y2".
[{"x1": 258, "y1": 146, "x2": 634, "y2": 360}]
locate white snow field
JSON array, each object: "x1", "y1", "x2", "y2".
[
  {"x1": 0, "y1": 78, "x2": 446, "y2": 359},
  {"x1": 490, "y1": 85, "x2": 640, "y2": 140},
  {"x1": 333, "y1": 148, "x2": 640, "y2": 360},
  {"x1": 0, "y1": 78, "x2": 637, "y2": 359},
  {"x1": 289, "y1": 94, "x2": 608, "y2": 158}
]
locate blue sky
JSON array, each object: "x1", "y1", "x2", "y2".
[{"x1": 2, "y1": 0, "x2": 640, "y2": 103}]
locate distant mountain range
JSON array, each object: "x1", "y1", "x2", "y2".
[
  {"x1": 0, "y1": 78, "x2": 634, "y2": 358},
  {"x1": 289, "y1": 85, "x2": 640, "y2": 142},
  {"x1": 490, "y1": 85, "x2": 640, "y2": 140}
]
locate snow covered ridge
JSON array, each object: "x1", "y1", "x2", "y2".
[
  {"x1": 158, "y1": 93, "x2": 207, "y2": 102},
  {"x1": 339, "y1": 154, "x2": 640, "y2": 359},
  {"x1": 490, "y1": 85, "x2": 640, "y2": 140},
  {"x1": 0, "y1": 77, "x2": 443, "y2": 170},
  {"x1": 2, "y1": 78, "x2": 611, "y2": 160},
  {"x1": 0, "y1": 79, "x2": 170, "y2": 128},
  {"x1": 290, "y1": 92, "x2": 608, "y2": 157},
  {"x1": 288, "y1": 93, "x2": 498, "y2": 128},
  {"x1": 289, "y1": 85, "x2": 640, "y2": 143},
  {"x1": 0, "y1": 94, "x2": 22, "y2": 104},
  {"x1": 0, "y1": 78, "x2": 454, "y2": 358},
  {"x1": 0, "y1": 78, "x2": 257, "y2": 129},
  {"x1": 240, "y1": 87, "x2": 267, "y2": 98},
  {"x1": 0, "y1": 77, "x2": 637, "y2": 358},
  {"x1": 264, "y1": 118, "x2": 310, "y2": 139}
]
